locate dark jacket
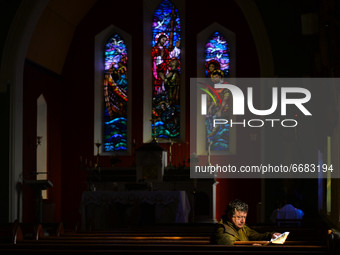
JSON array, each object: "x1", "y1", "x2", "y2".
[{"x1": 211, "y1": 215, "x2": 273, "y2": 245}]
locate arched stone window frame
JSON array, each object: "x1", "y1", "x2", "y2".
[
  {"x1": 196, "y1": 23, "x2": 236, "y2": 155},
  {"x1": 143, "y1": 0, "x2": 186, "y2": 143},
  {"x1": 94, "y1": 25, "x2": 132, "y2": 155}
]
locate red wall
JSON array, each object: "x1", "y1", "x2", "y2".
[
  {"x1": 23, "y1": 63, "x2": 63, "y2": 223},
  {"x1": 185, "y1": 0, "x2": 262, "y2": 223},
  {"x1": 23, "y1": 0, "x2": 262, "y2": 226}
]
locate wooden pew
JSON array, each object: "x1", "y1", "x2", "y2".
[
  {"x1": 0, "y1": 223, "x2": 332, "y2": 254},
  {"x1": 19, "y1": 223, "x2": 44, "y2": 240},
  {"x1": 40, "y1": 222, "x2": 64, "y2": 237},
  {"x1": 0, "y1": 220, "x2": 23, "y2": 244},
  {"x1": 17, "y1": 238, "x2": 324, "y2": 246},
  {"x1": 38, "y1": 225, "x2": 327, "y2": 247},
  {"x1": 0, "y1": 243, "x2": 329, "y2": 254}
]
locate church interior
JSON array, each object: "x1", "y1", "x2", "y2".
[{"x1": 1, "y1": 0, "x2": 340, "y2": 253}]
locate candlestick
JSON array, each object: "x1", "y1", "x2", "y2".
[
  {"x1": 95, "y1": 142, "x2": 102, "y2": 173},
  {"x1": 149, "y1": 118, "x2": 158, "y2": 142},
  {"x1": 167, "y1": 139, "x2": 174, "y2": 168}
]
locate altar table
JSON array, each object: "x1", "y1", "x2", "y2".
[
  {"x1": 80, "y1": 191, "x2": 191, "y2": 230},
  {"x1": 270, "y1": 204, "x2": 305, "y2": 226}
]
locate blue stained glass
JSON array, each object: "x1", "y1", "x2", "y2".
[
  {"x1": 205, "y1": 32, "x2": 229, "y2": 78},
  {"x1": 152, "y1": 0, "x2": 181, "y2": 140},
  {"x1": 204, "y1": 31, "x2": 230, "y2": 151},
  {"x1": 104, "y1": 34, "x2": 128, "y2": 151}
]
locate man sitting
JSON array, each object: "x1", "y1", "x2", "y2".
[{"x1": 211, "y1": 199, "x2": 281, "y2": 245}]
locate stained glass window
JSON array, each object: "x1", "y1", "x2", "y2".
[
  {"x1": 152, "y1": 0, "x2": 181, "y2": 139},
  {"x1": 204, "y1": 32, "x2": 229, "y2": 151},
  {"x1": 103, "y1": 34, "x2": 128, "y2": 151}
]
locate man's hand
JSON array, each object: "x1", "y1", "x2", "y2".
[
  {"x1": 272, "y1": 233, "x2": 282, "y2": 239},
  {"x1": 252, "y1": 243, "x2": 262, "y2": 246}
]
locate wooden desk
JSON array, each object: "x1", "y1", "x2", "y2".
[{"x1": 24, "y1": 180, "x2": 53, "y2": 223}]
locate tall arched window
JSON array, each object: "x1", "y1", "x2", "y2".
[
  {"x1": 205, "y1": 32, "x2": 229, "y2": 78},
  {"x1": 204, "y1": 32, "x2": 230, "y2": 151},
  {"x1": 151, "y1": 0, "x2": 181, "y2": 139},
  {"x1": 95, "y1": 25, "x2": 131, "y2": 155},
  {"x1": 196, "y1": 23, "x2": 235, "y2": 155},
  {"x1": 103, "y1": 34, "x2": 128, "y2": 152}
]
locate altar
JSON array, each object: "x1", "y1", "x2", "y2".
[{"x1": 80, "y1": 190, "x2": 191, "y2": 230}]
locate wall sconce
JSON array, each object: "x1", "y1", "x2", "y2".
[{"x1": 36, "y1": 136, "x2": 43, "y2": 147}]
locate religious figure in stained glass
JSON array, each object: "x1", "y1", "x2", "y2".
[
  {"x1": 204, "y1": 32, "x2": 230, "y2": 151},
  {"x1": 103, "y1": 34, "x2": 128, "y2": 151},
  {"x1": 152, "y1": 0, "x2": 181, "y2": 139}
]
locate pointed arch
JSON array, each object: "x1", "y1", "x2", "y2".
[
  {"x1": 94, "y1": 25, "x2": 132, "y2": 155},
  {"x1": 143, "y1": 0, "x2": 185, "y2": 143},
  {"x1": 103, "y1": 34, "x2": 128, "y2": 152},
  {"x1": 204, "y1": 31, "x2": 230, "y2": 151},
  {"x1": 151, "y1": 0, "x2": 181, "y2": 140},
  {"x1": 196, "y1": 23, "x2": 236, "y2": 155},
  {"x1": 205, "y1": 32, "x2": 230, "y2": 78},
  {"x1": 197, "y1": 23, "x2": 236, "y2": 79}
]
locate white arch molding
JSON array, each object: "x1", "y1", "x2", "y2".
[
  {"x1": 0, "y1": 0, "x2": 48, "y2": 222},
  {"x1": 234, "y1": 0, "x2": 275, "y2": 78}
]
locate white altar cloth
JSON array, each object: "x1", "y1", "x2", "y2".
[{"x1": 80, "y1": 191, "x2": 191, "y2": 230}]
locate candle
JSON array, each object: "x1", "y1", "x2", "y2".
[
  {"x1": 133, "y1": 139, "x2": 135, "y2": 143},
  {"x1": 80, "y1": 156, "x2": 82, "y2": 162}
]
